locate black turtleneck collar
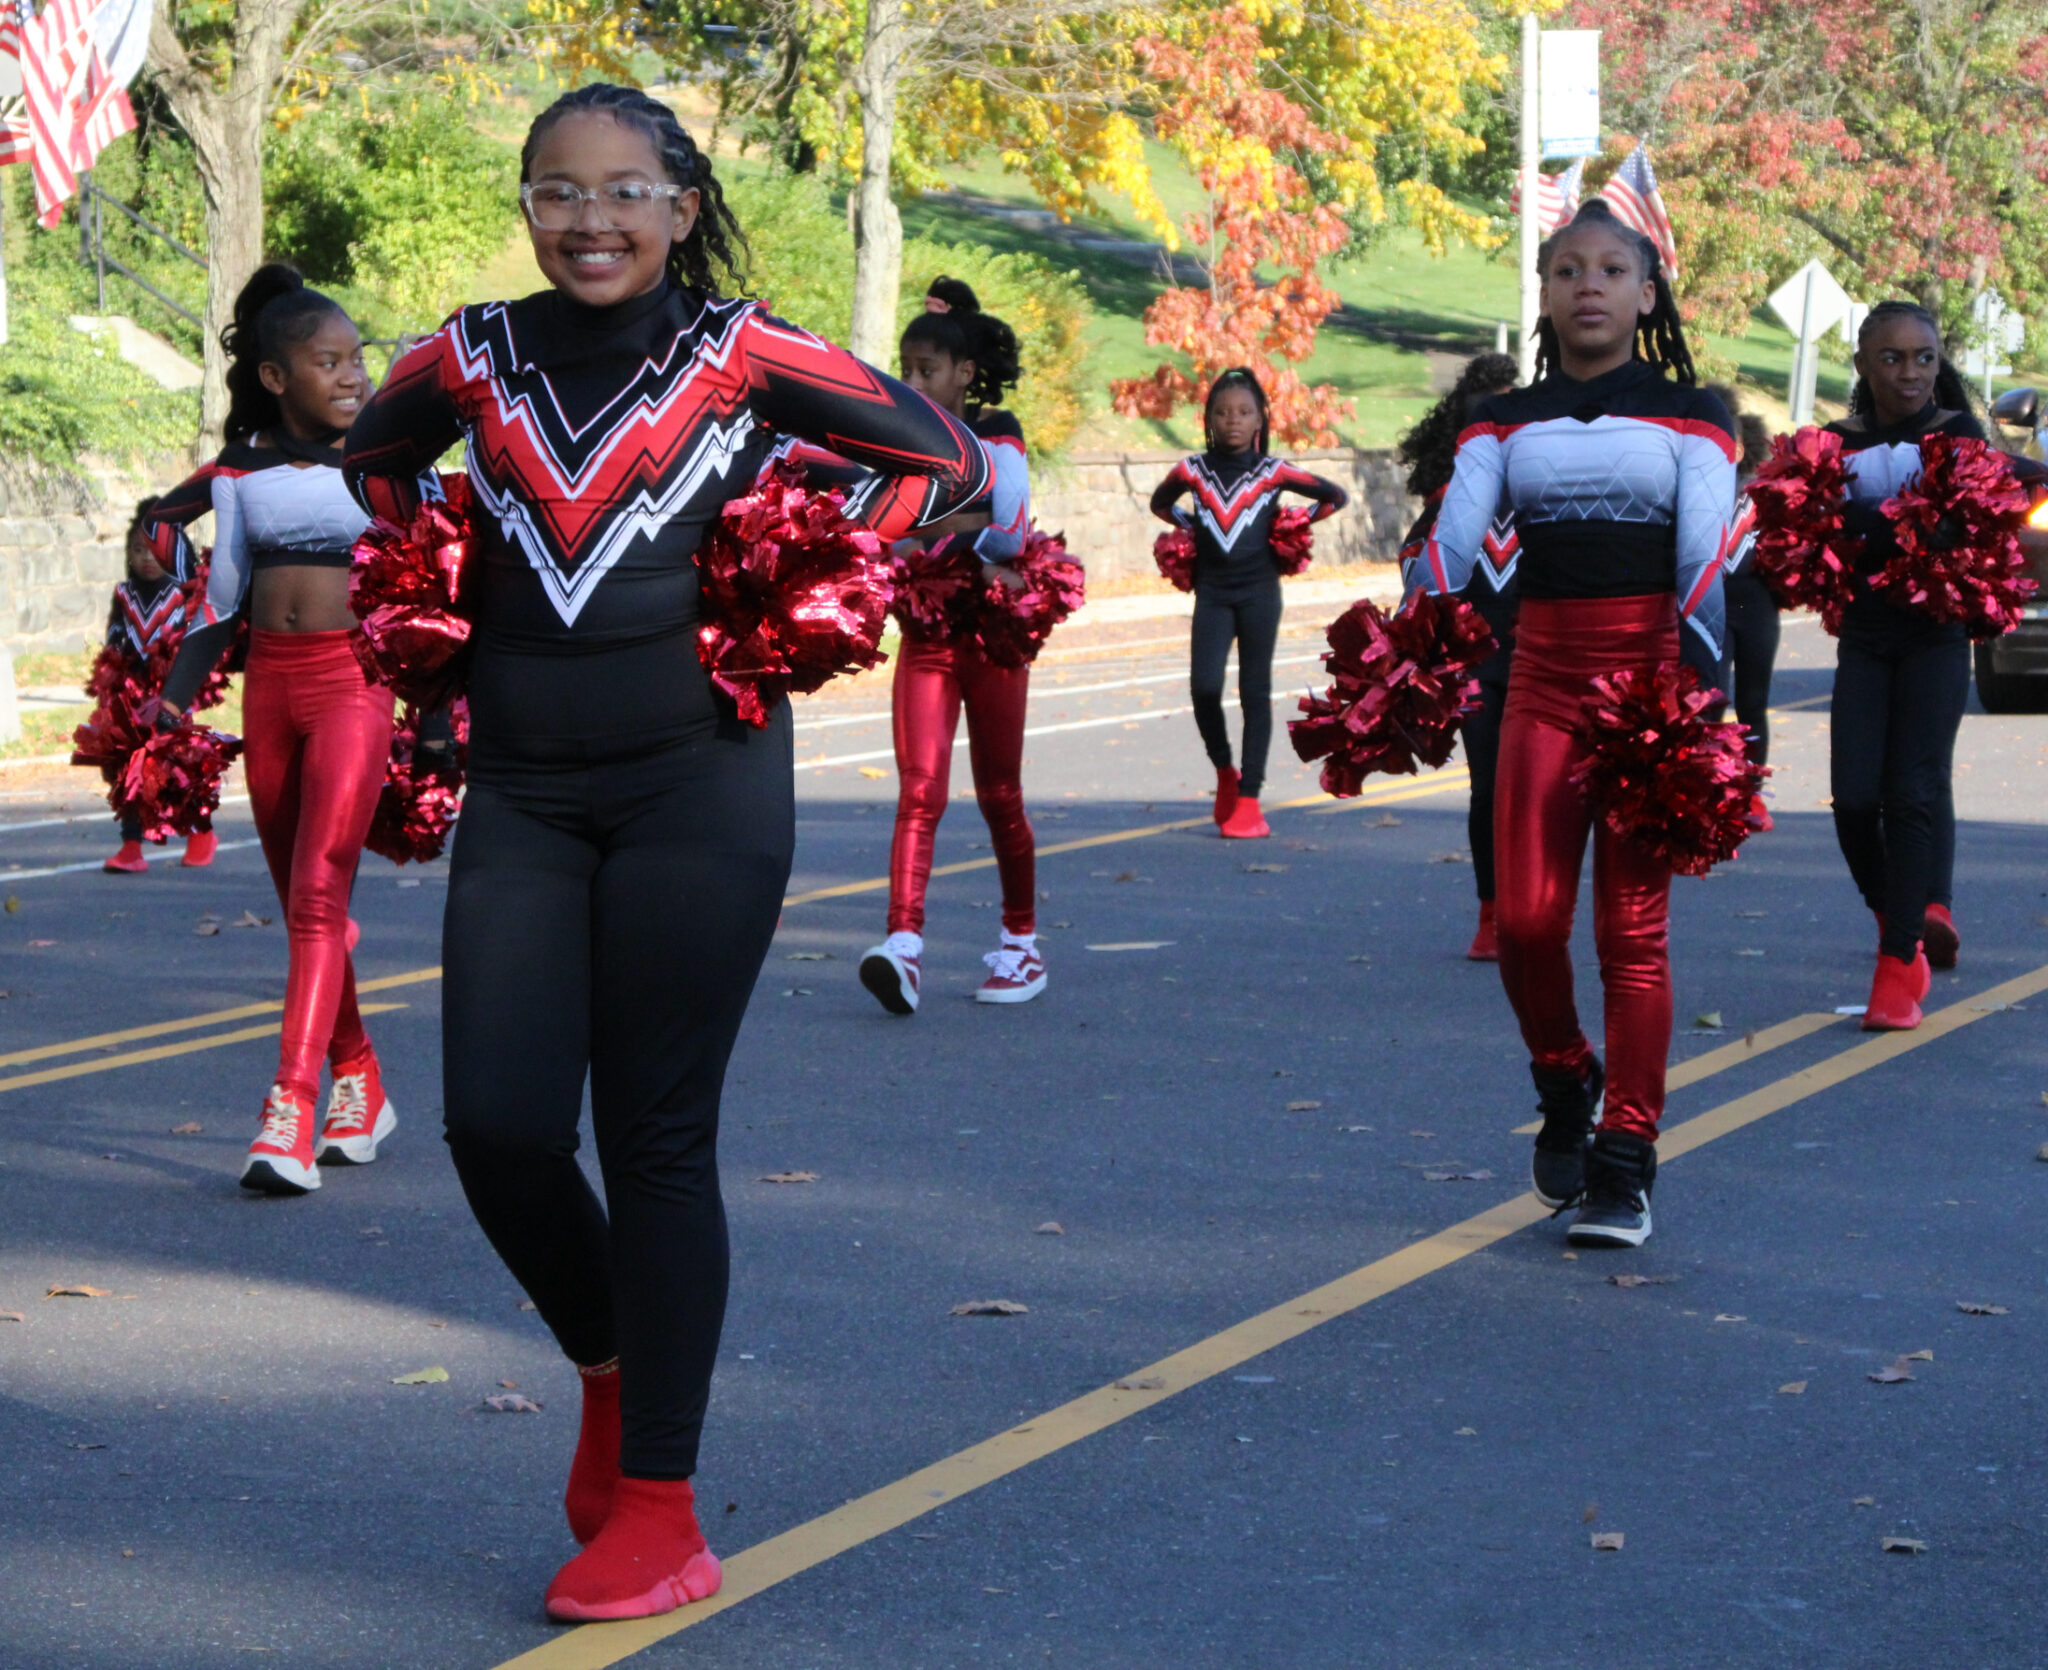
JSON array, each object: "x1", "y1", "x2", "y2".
[
  {"x1": 547, "y1": 277, "x2": 678, "y2": 338},
  {"x1": 1540, "y1": 358, "x2": 1658, "y2": 399},
  {"x1": 1203, "y1": 442, "x2": 1264, "y2": 478}
]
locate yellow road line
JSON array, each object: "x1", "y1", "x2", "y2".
[
  {"x1": 1306, "y1": 766, "x2": 1471, "y2": 814},
  {"x1": 0, "y1": 968, "x2": 442, "y2": 1072},
  {"x1": 1510, "y1": 1010, "x2": 1842, "y2": 1134},
  {"x1": 0, "y1": 1004, "x2": 412, "y2": 1097},
  {"x1": 489, "y1": 962, "x2": 2048, "y2": 1670}
]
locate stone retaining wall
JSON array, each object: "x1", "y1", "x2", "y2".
[
  {"x1": 1035, "y1": 448, "x2": 1415, "y2": 583},
  {"x1": 0, "y1": 456, "x2": 187, "y2": 652}
]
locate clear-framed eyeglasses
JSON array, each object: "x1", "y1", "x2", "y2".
[{"x1": 520, "y1": 181, "x2": 688, "y2": 232}]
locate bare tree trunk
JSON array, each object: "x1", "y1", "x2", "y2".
[
  {"x1": 147, "y1": 1, "x2": 306, "y2": 453},
  {"x1": 848, "y1": 0, "x2": 909, "y2": 364}
]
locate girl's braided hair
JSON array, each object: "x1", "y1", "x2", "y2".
[
  {"x1": 1532, "y1": 198, "x2": 1696, "y2": 386},
  {"x1": 221, "y1": 263, "x2": 349, "y2": 445},
  {"x1": 1203, "y1": 366, "x2": 1271, "y2": 456},
  {"x1": 1397, "y1": 352, "x2": 1518, "y2": 498},
  {"x1": 902, "y1": 277, "x2": 1023, "y2": 407},
  {"x1": 1848, "y1": 299, "x2": 1973, "y2": 419},
  {"x1": 520, "y1": 83, "x2": 750, "y2": 297}
]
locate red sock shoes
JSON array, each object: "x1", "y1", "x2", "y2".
[
  {"x1": 1467, "y1": 900, "x2": 1498, "y2": 962},
  {"x1": 1862, "y1": 949, "x2": 1927, "y2": 1031},
  {"x1": 1212, "y1": 766, "x2": 1240, "y2": 828},
  {"x1": 564, "y1": 1359, "x2": 621, "y2": 1546},
  {"x1": 1219, "y1": 795, "x2": 1269, "y2": 839},
  {"x1": 544, "y1": 1477, "x2": 721, "y2": 1622},
  {"x1": 1922, "y1": 903, "x2": 1960, "y2": 971}
]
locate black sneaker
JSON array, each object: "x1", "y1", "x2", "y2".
[
  {"x1": 1567, "y1": 1130, "x2": 1657, "y2": 1248},
  {"x1": 1530, "y1": 1057, "x2": 1603, "y2": 1209}
]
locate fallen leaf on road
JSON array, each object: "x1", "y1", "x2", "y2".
[
  {"x1": 1881, "y1": 1538, "x2": 1926, "y2": 1554},
  {"x1": 27, "y1": 938, "x2": 55, "y2": 947},
  {"x1": 1430, "y1": 850, "x2": 1471, "y2": 864},
  {"x1": 70, "y1": 1442, "x2": 107, "y2": 1450},
  {"x1": 1590, "y1": 1532, "x2": 1624, "y2": 1551},
  {"x1": 2036, "y1": 1144, "x2": 2048, "y2": 1162},
  {"x1": 0, "y1": 1311, "x2": 23, "y2": 1323},
  {"x1": 1454, "y1": 1426, "x2": 1477, "y2": 1436},
  {"x1": 391, "y1": 1367, "x2": 449, "y2": 1385},
  {"x1": 858, "y1": 766, "x2": 887, "y2": 779},
  {"x1": 1581, "y1": 1503, "x2": 1598, "y2": 1523},
  {"x1": 481, "y1": 1393, "x2": 543, "y2": 1413},
  {"x1": 231, "y1": 911, "x2": 272, "y2": 929},
  {"x1": 3, "y1": 895, "x2": 16, "y2": 912},
  {"x1": 758, "y1": 1171, "x2": 818, "y2": 1184},
  {"x1": 1113, "y1": 870, "x2": 1138, "y2": 883},
  {"x1": 1243, "y1": 863, "x2": 1287, "y2": 874},
  {"x1": 1115, "y1": 1376, "x2": 1164, "y2": 1391},
  {"x1": 1714, "y1": 1314, "x2": 1747, "y2": 1323},
  {"x1": 784, "y1": 952, "x2": 832, "y2": 961},
  {"x1": 780, "y1": 987, "x2": 812, "y2": 997},
  {"x1": 192, "y1": 922, "x2": 219, "y2": 937},
  {"x1": 499, "y1": 1380, "x2": 518, "y2": 1389},
  {"x1": 1867, "y1": 1358, "x2": 1915, "y2": 1384},
  {"x1": 1607, "y1": 1275, "x2": 1675, "y2": 1288},
  {"x1": 45, "y1": 1285, "x2": 110, "y2": 1299},
  {"x1": 1373, "y1": 814, "x2": 1401, "y2": 827},
  {"x1": 1694, "y1": 1011, "x2": 1723, "y2": 1029},
  {"x1": 1853, "y1": 1496, "x2": 1876, "y2": 1507},
  {"x1": 1956, "y1": 1301, "x2": 2009, "y2": 1315},
  {"x1": 1346, "y1": 954, "x2": 1371, "y2": 963},
  {"x1": 1285, "y1": 1100, "x2": 1323, "y2": 1112},
  {"x1": 1736, "y1": 948, "x2": 1764, "y2": 957},
  {"x1": 950, "y1": 1299, "x2": 1028, "y2": 1317},
  {"x1": 1778, "y1": 1381, "x2": 1807, "y2": 1395},
  {"x1": 170, "y1": 1122, "x2": 203, "y2": 1136},
  {"x1": 1033, "y1": 1222, "x2": 1064, "y2": 1235},
  {"x1": 1736, "y1": 909, "x2": 1768, "y2": 918},
  {"x1": 517, "y1": 1301, "x2": 538, "y2": 1311},
  {"x1": 1423, "y1": 1169, "x2": 1493, "y2": 1182},
  {"x1": 1906, "y1": 1350, "x2": 1934, "y2": 1362}
]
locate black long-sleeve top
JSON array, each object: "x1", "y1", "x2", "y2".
[
  {"x1": 342, "y1": 282, "x2": 991, "y2": 770},
  {"x1": 1149, "y1": 449, "x2": 1348, "y2": 594}
]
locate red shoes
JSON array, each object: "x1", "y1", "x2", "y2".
[
  {"x1": 545, "y1": 1478, "x2": 721, "y2": 1622},
  {"x1": 1212, "y1": 766, "x2": 1240, "y2": 828},
  {"x1": 181, "y1": 830, "x2": 217, "y2": 867},
  {"x1": 564, "y1": 1359, "x2": 622, "y2": 1546},
  {"x1": 1922, "y1": 903, "x2": 1960, "y2": 971},
  {"x1": 103, "y1": 841, "x2": 148, "y2": 874},
  {"x1": 1467, "y1": 900, "x2": 1499, "y2": 962},
  {"x1": 239, "y1": 1085, "x2": 321, "y2": 1194},
  {"x1": 1218, "y1": 795, "x2": 1269, "y2": 839},
  {"x1": 316, "y1": 1053, "x2": 397, "y2": 1166},
  {"x1": 1748, "y1": 794, "x2": 1773, "y2": 833},
  {"x1": 1862, "y1": 948, "x2": 1930, "y2": 1031}
]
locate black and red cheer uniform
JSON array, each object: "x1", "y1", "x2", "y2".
[{"x1": 343, "y1": 280, "x2": 987, "y2": 1480}]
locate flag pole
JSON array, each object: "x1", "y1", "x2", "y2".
[{"x1": 1518, "y1": 14, "x2": 1540, "y2": 384}]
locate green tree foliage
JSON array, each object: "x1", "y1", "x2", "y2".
[{"x1": 724, "y1": 173, "x2": 1096, "y2": 456}]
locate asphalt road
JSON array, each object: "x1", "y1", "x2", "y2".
[{"x1": 3, "y1": 604, "x2": 2046, "y2": 1670}]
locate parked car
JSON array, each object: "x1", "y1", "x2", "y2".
[{"x1": 1978, "y1": 391, "x2": 2048, "y2": 712}]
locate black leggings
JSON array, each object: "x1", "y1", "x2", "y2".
[
  {"x1": 1191, "y1": 579, "x2": 1283, "y2": 797},
  {"x1": 1721, "y1": 570, "x2": 1780, "y2": 767},
  {"x1": 1463, "y1": 670, "x2": 1507, "y2": 901},
  {"x1": 441, "y1": 710, "x2": 794, "y2": 1479},
  {"x1": 1829, "y1": 613, "x2": 1968, "y2": 961}
]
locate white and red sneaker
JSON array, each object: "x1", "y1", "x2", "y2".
[
  {"x1": 317, "y1": 1055, "x2": 397, "y2": 1166},
  {"x1": 976, "y1": 936, "x2": 1047, "y2": 1004},
  {"x1": 240, "y1": 1085, "x2": 321, "y2": 1195},
  {"x1": 859, "y1": 932, "x2": 922, "y2": 1015}
]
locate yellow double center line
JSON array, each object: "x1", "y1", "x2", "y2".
[
  {"x1": 0, "y1": 772, "x2": 1469, "y2": 1097},
  {"x1": 497, "y1": 959, "x2": 2048, "y2": 1670}
]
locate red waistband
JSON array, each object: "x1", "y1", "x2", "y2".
[
  {"x1": 1514, "y1": 594, "x2": 1678, "y2": 636},
  {"x1": 247, "y1": 627, "x2": 361, "y2": 666}
]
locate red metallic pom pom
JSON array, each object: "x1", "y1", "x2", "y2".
[
  {"x1": 349, "y1": 474, "x2": 477, "y2": 708},
  {"x1": 1269, "y1": 505, "x2": 1315, "y2": 577},
  {"x1": 696, "y1": 465, "x2": 896, "y2": 728},
  {"x1": 1571, "y1": 662, "x2": 1765, "y2": 878},
  {"x1": 1153, "y1": 526, "x2": 1197, "y2": 592},
  {"x1": 1874, "y1": 433, "x2": 2037, "y2": 638},
  {"x1": 71, "y1": 644, "x2": 159, "y2": 788},
  {"x1": 890, "y1": 538, "x2": 980, "y2": 642},
  {"x1": 1288, "y1": 592, "x2": 1496, "y2": 796},
  {"x1": 366, "y1": 701, "x2": 468, "y2": 866},
  {"x1": 1746, "y1": 428, "x2": 1861, "y2": 633},
  {"x1": 963, "y1": 529, "x2": 1086, "y2": 669},
  {"x1": 114, "y1": 722, "x2": 243, "y2": 842}
]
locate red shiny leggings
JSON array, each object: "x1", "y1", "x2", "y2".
[
  {"x1": 242, "y1": 630, "x2": 394, "y2": 1101},
  {"x1": 886, "y1": 635, "x2": 1035, "y2": 936},
  {"x1": 1494, "y1": 597, "x2": 1678, "y2": 1142}
]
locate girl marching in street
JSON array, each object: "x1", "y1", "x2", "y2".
[
  {"x1": 1822, "y1": 301, "x2": 1985, "y2": 1026},
  {"x1": 1414, "y1": 199, "x2": 1734, "y2": 1248},
  {"x1": 156, "y1": 264, "x2": 397, "y2": 1196},
  {"x1": 1150, "y1": 369, "x2": 1348, "y2": 838},
  {"x1": 860, "y1": 280, "x2": 1045, "y2": 1012},
  {"x1": 342, "y1": 85, "x2": 989, "y2": 1623},
  {"x1": 1396, "y1": 352, "x2": 1520, "y2": 958}
]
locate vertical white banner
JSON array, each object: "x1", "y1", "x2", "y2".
[{"x1": 1539, "y1": 30, "x2": 1601, "y2": 160}]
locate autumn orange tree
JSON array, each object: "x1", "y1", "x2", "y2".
[{"x1": 1110, "y1": 8, "x2": 1352, "y2": 447}]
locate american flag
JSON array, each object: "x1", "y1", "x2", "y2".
[
  {"x1": 1508, "y1": 157, "x2": 1585, "y2": 236},
  {"x1": 1597, "y1": 141, "x2": 1679, "y2": 283},
  {"x1": 10, "y1": 0, "x2": 135, "y2": 225},
  {"x1": 0, "y1": 0, "x2": 34, "y2": 165},
  {"x1": 0, "y1": 0, "x2": 31, "y2": 58}
]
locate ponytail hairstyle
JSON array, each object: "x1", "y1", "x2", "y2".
[
  {"x1": 220, "y1": 264, "x2": 348, "y2": 445},
  {"x1": 1848, "y1": 298, "x2": 1973, "y2": 419},
  {"x1": 1202, "y1": 366, "x2": 1271, "y2": 456},
  {"x1": 1532, "y1": 198, "x2": 1696, "y2": 386},
  {"x1": 1397, "y1": 351, "x2": 1519, "y2": 498},
  {"x1": 901, "y1": 278, "x2": 1022, "y2": 408},
  {"x1": 520, "y1": 83, "x2": 750, "y2": 297}
]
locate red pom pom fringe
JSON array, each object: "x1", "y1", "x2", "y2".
[
  {"x1": 1287, "y1": 592, "x2": 1496, "y2": 795},
  {"x1": 366, "y1": 701, "x2": 468, "y2": 866},
  {"x1": 961, "y1": 529, "x2": 1086, "y2": 668},
  {"x1": 1746, "y1": 428, "x2": 1860, "y2": 633},
  {"x1": 1269, "y1": 505, "x2": 1315, "y2": 577},
  {"x1": 349, "y1": 474, "x2": 478, "y2": 708},
  {"x1": 1873, "y1": 432, "x2": 2037, "y2": 638},
  {"x1": 1153, "y1": 526, "x2": 1196, "y2": 592},
  {"x1": 1570, "y1": 662, "x2": 1766, "y2": 878},
  {"x1": 696, "y1": 465, "x2": 896, "y2": 727},
  {"x1": 116, "y1": 722, "x2": 243, "y2": 841}
]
